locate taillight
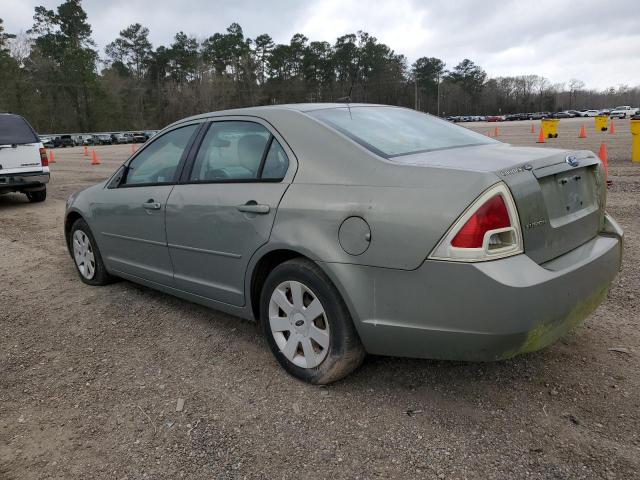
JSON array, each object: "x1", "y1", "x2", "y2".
[
  {"x1": 39, "y1": 147, "x2": 49, "y2": 167},
  {"x1": 451, "y1": 195, "x2": 511, "y2": 248},
  {"x1": 429, "y1": 182, "x2": 523, "y2": 262}
]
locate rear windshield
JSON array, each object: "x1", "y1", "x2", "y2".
[
  {"x1": 308, "y1": 106, "x2": 494, "y2": 158},
  {"x1": 0, "y1": 114, "x2": 39, "y2": 145}
]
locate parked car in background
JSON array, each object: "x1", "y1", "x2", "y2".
[
  {"x1": 610, "y1": 106, "x2": 639, "y2": 119},
  {"x1": 82, "y1": 135, "x2": 96, "y2": 146},
  {"x1": 566, "y1": 110, "x2": 583, "y2": 117},
  {"x1": 62, "y1": 103, "x2": 624, "y2": 383},
  {"x1": 72, "y1": 135, "x2": 85, "y2": 146},
  {"x1": 599, "y1": 109, "x2": 611, "y2": 116},
  {"x1": 96, "y1": 134, "x2": 113, "y2": 145},
  {"x1": 0, "y1": 113, "x2": 49, "y2": 202},
  {"x1": 555, "y1": 112, "x2": 572, "y2": 119},
  {"x1": 486, "y1": 115, "x2": 503, "y2": 122},
  {"x1": 59, "y1": 135, "x2": 75, "y2": 147},
  {"x1": 143, "y1": 131, "x2": 158, "y2": 141},
  {"x1": 582, "y1": 110, "x2": 600, "y2": 117},
  {"x1": 40, "y1": 136, "x2": 55, "y2": 148},
  {"x1": 132, "y1": 132, "x2": 146, "y2": 143},
  {"x1": 115, "y1": 133, "x2": 129, "y2": 144}
]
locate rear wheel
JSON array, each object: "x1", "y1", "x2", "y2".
[
  {"x1": 260, "y1": 258, "x2": 365, "y2": 384},
  {"x1": 70, "y1": 218, "x2": 115, "y2": 286},
  {"x1": 26, "y1": 188, "x2": 46, "y2": 203}
]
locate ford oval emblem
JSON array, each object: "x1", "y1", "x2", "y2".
[{"x1": 565, "y1": 155, "x2": 580, "y2": 167}]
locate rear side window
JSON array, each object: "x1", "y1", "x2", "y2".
[
  {"x1": 0, "y1": 114, "x2": 39, "y2": 145},
  {"x1": 261, "y1": 139, "x2": 289, "y2": 180},
  {"x1": 189, "y1": 121, "x2": 271, "y2": 181},
  {"x1": 308, "y1": 106, "x2": 495, "y2": 158}
]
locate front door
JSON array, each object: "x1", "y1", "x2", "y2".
[
  {"x1": 90, "y1": 123, "x2": 200, "y2": 285},
  {"x1": 165, "y1": 120, "x2": 292, "y2": 306}
]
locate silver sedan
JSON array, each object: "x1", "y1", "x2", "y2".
[{"x1": 64, "y1": 104, "x2": 623, "y2": 384}]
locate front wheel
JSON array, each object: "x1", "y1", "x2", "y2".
[
  {"x1": 70, "y1": 218, "x2": 115, "y2": 286},
  {"x1": 260, "y1": 258, "x2": 365, "y2": 384}
]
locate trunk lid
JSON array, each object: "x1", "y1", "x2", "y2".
[{"x1": 398, "y1": 143, "x2": 606, "y2": 264}]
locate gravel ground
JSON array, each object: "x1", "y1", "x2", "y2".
[{"x1": 1, "y1": 117, "x2": 639, "y2": 479}]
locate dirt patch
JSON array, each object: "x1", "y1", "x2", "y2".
[{"x1": 1, "y1": 127, "x2": 639, "y2": 479}]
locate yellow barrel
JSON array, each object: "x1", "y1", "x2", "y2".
[
  {"x1": 541, "y1": 118, "x2": 559, "y2": 138},
  {"x1": 595, "y1": 115, "x2": 609, "y2": 132},
  {"x1": 631, "y1": 119, "x2": 640, "y2": 163}
]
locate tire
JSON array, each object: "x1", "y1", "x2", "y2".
[
  {"x1": 260, "y1": 258, "x2": 365, "y2": 384},
  {"x1": 69, "y1": 218, "x2": 115, "y2": 286},
  {"x1": 26, "y1": 188, "x2": 46, "y2": 203}
]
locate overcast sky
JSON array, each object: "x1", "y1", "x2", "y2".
[{"x1": 3, "y1": 0, "x2": 640, "y2": 90}]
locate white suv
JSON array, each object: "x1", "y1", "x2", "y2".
[
  {"x1": 610, "y1": 106, "x2": 639, "y2": 119},
  {"x1": 0, "y1": 113, "x2": 50, "y2": 202}
]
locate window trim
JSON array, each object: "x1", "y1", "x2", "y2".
[
  {"x1": 179, "y1": 119, "x2": 288, "y2": 185},
  {"x1": 115, "y1": 122, "x2": 204, "y2": 189}
]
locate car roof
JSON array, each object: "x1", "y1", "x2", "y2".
[{"x1": 169, "y1": 103, "x2": 388, "y2": 127}]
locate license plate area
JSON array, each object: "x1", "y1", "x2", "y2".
[{"x1": 538, "y1": 166, "x2": 598, "y2": 228}]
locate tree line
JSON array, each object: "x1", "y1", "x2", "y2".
[{"x1": 1, "y1": 0, "x2": 639, "y2": 134}]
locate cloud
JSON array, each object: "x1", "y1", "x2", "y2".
[{"x1": 2, "y1": 0, "x2": 639, "y2": 89}]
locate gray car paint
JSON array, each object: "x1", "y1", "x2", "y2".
[{"x1": 65, "y1": 103, "x2": 623, "y2": 361}]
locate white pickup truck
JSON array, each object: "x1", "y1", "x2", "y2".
[
  {"x1": 609, "y1": 106, "x2": 639, "y2": 119},
  {"x1": 0, "y1": 113, "x2": 50, "y2": 202}
]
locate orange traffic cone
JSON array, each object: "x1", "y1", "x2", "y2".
[
  {"x1": 487, "y1": 129, "x2": 493, "y2": 137},
  {"x1": 83, "y1": 145, "x2": 88, "y2": 157},
  {"x1": 530, "y1": 123, "x2": 535, "y2": 134},
  {"x1": 494, "y1": 126, "x2": 499, "y2": 137},
  {"x1": 131, "y1": 144, "x2": 135, "y2": 154},
  {"x1": 609, "y1": 120, "x2": 615, "y2": 134},
  {"x1": 49, "y1": 150, "x2": 56, "y2": 163},
  {"x1": 598, "y1": 143, "x2": 608, "y2": 179},
  {"x1": 536, "y1": 127, "x2": 545, "y2": 143},
  {"x1": 91, "y1": 149, "x2": 100, "y2": 165},
  {"x1": 579, "y1": 125, "x2": 586, "y2": 138}
]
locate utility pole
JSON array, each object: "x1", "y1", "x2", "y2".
[
  {"x1": 437, "y1": 74, "x2": 441, "y2": 117},
  {"x1": 414, "y1": 78, "x2": 418, "y2": 111}
]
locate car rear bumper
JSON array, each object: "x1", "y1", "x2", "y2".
[
  {"x1": 0, "y1": 171, "x2": 50, "y2": 191},
  {"x1": 321, "y1": 214, "x2": 623, "y2": 361}
]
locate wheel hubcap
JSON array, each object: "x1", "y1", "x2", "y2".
[
  {"x1": 72, "y1": 230, "x2": 96, "y2": 280},
  {"x1": 268, "y1": 280, "x2": 330, "y2": 369}
]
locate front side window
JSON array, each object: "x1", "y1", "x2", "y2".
[
  {"x1": 308, "y1": 106, "x2": 495, "y2": 158},
  {"x1": 189, "y1": 121, "x2": 270, "y2": 182},
  {"x1": 122, "y1": 124, "x2": 198, "y2": 186}
]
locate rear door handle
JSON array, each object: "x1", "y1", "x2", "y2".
[
  {"x1": 236, "y1": 202, "x2": 270, "y2": 214},
  {"x1": 143, "y1": 200, "x2": 161, "y2": 210}
]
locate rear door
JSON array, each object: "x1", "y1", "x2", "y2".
[
  {"x1": 165, "y1": 119, "x2": 294, "y2": 306},
  {"x1": 89, "y1": 123, "x2": 201, "y2": 285},
  {"x1": 0, "y1": 114, "x2": 43, "y2": 175}
]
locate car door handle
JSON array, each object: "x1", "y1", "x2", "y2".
[
  {"x1": 142, "y1": 200, "x2": 161, "y2": 210},
  {"x1": 236, "y1": 202, "x2": 270, "y2": 214}
]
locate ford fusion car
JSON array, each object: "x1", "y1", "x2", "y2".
[{"x1": 64, "y1": 104, "x2": 623, "y2": 384}]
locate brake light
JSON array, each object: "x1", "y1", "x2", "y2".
[
  {"x1": 451, "y1": 195, "x2": 510, "y2": 248},
  {"x1": 39, "y1": 147, "x2": 49, "y2": 167},
  {"x1": 429, "y1": 182, "x2": 523, "y2": 262}
]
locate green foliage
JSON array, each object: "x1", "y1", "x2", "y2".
[{"x1": 2, "y1": 2, "x2": 637, "y2": 133}]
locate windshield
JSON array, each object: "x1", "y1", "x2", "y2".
[
  {"x1": 0, "y1": 114, "x2": 39, "y2": 145},
  {"x1": 308, "y1": 106, "x2": 495, "y2": 158}
]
